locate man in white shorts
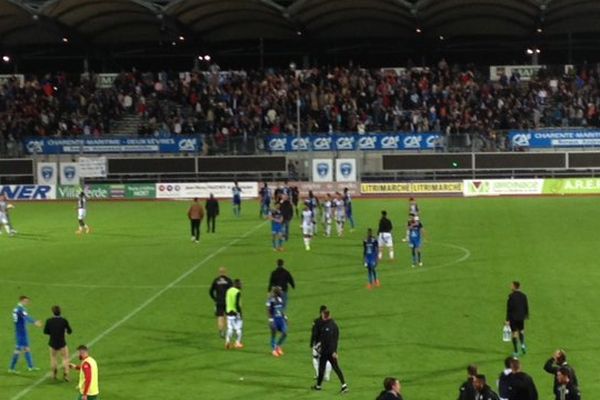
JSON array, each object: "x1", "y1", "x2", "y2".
[
  {"x1": 377, "y1": 210, "x2": 394, "y2": 260},
  {"x1": 322, "y1": 194, "x2": 333, "y2": 237},
  {"x1": 301, "y1": 205, "x2": 314, "y2": 251},
  {"x1": 333, "y1": 193, "x2": 346, "y2": 237},
  {"x1": 76, "y1": 191, "x2": 90, "y2": 234},
  {"x1": 0, "y1": 194, "x2": 15, "y2": 236}
]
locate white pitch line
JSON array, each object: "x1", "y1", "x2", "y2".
[{"x1": 10, "y1": 221, "x2": 266, "y2": 400}]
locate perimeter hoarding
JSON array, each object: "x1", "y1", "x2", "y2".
[
  {"x1": 463, "y1": 179, "x2": 544, "y2": 197},
  {"x1": 155, "y1": 182, "x2": 258, "y2": 199},
  {"x1": 361, "y1": 182, "x2": 463, "y2": 195},
  {"x1": 543, "y1": 178, "x2": 600, "y2": 194}
]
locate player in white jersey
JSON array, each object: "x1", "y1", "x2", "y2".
[
  {"x1": 334, "y1": 192, "x2": 346, "y2": 237},
  {"x1": 76, "y1": 192, "x2": 90, "y2": 234},
  {"x1": 322, "y1": 194, "x2": 333, "y2": 237},
  {"x1": 0, "y1": 194, "x2": 16, "y2": 236},
  {"x1": 408, "y1": 197, "x2": 419, "y2": 217},
  {"x1": 301, "y1": 205, "x2": 314, "y2": 251}
]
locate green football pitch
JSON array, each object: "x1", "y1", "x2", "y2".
[{"x1": 1, "y1": 197, "x2": 598, "y2": 400}]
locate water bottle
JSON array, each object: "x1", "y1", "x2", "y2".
[{"x1": 502, "y1": 325, "x2": 512, "y2": 342}]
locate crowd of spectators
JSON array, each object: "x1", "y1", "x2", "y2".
[{"x1": 2, "y1": 61, "x2": 600, "y2": 154}]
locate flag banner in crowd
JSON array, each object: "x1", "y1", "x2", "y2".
[
  {"x1": 312, "y1": 159, "x2": 334, "y2": 182},
  {"x1": 23, "y1": 136, "x2": 202, "y2": 154},
  {"x1": 489, "y1": 65, "x2": 545, "y2": 81},
  {"x1": 59, "y1": 162, "x2": 80, "y2": 185},
  {"x1": 155, "y1": 182, "x2": 259, "y2": 199},
  {"x1": 509, "y1": 130, "x2": 600, "y2": 148},
  {"x1": 36, "y1": 162, "x2": 58, "y2": 185},
  {"x1": 266, "y1": 133, "x2": 443, "y2": 152},
  {"x1": 335, "y1": 159, "x2": 357, "y2": 182},
  {"x1": 78, "y1": 157, "x2": 108, "y2": 178}
]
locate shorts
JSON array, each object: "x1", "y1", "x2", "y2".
[
  {"x1": 272, "y1": 225, "x2": 282, "y2": 235},
  {"x1": 227, "y1": 315, "x2": 243, "y2": 331},
  {"x1": 378, "y1": 232, "x2": 393, "y2": 247},
  {"x1": 215, "y1": 303, "x2": 226, "y2": 317},
  {"x1": 0, "y1": 213, "x2": 8, "y2": 225},
  {"x1": 272, "y1": 317, "x2": 287, "y2": 333},
  {"x1": 302, "y1": 224, "x2": 314, "y2": 236},
  {"x1": 364, "y1": 258, "x2": 377, "y2": 268},
  {"x1": 78, "y1": 209, "x2": 86, "y2": 220},
  {"x1": 15, "y1": 334, "x2": 29, "y2": 348},
  {"x1": 509, "y1": 320, "x2": 524, "y2": 332},
  {"x1": 336, "y1": 215, "x2": 346, "y2": 223},
  {"x1": 233, "y1": 197, "x2": 241, "y2": 205},
  {"x1": 409, "y1": 238, "x2": 421, "y2": 249},
  {"x1": 77, "y1": 395, "x2": 98, "y2": 400},
  {"x1": 49, "y1": 341, "x2": 67, "y2": 351}
]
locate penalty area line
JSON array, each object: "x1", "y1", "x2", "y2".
[{"x1": 10, "y1": 220, "x2": 267, "y2": 400}]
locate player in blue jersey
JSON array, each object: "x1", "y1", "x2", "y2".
[
  {"x1": 232, "y1": 181, "x2": 242, "y2": 217},
  {"x1": 266, "y1": 286, "x2": 288, "y2": 357},
  {"x1": 408, "y1": 216, "x2": 424, "y2": 267},
  {"x1": 343, "y1": 188, "x2": 355, "y2": 231},
  {"x1": 8, "y1": 296, "x2": 42, "y2": 373},
  {"x1": 363, "y1": 228, "x2": 380, "y2": 289},
  {"x1": 270, "y1": 205, "x2": 284, "y2": 251},
  {"x1": 259, "y1": 182, "x2": 272, "y2": 218}
]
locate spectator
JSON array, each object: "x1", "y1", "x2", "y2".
[{"x1": 376, "y1": 377, "x2": 403, "y2": 400}]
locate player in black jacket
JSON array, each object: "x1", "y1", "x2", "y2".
[
  {"x1": 311, "y1": 310, "x2": 348, "y2": 393},
  {"x1": 505, "y1": 281, "x2": 529, "y2": 356},
  {"x1": 268, "y1": 259, "x2": 295, "y2": 309},
  {"x1": 458, "y1": 364, "x2": 478, "y2": 400},
  {"x1": 507, "y1": 358, "x2": 538, "y2": 400},
  {"x1": 310, "y1": 305, "x2": 331, "y2": 380},
  {"x1": 543, "y1": 350, "x2": 578, "y2": 399},
  {"x1": 556, "y1": 367, "x2": 580, "y2": 400},
  {"x1": 474, "y1": 374, "x2": 500, "y2": 400},
  {"x1": 43, "y1": 305, "x2": 72, "y2": 381},
  {"x1": 209, "y1": 267, "x2": 233, "y2": 337}
]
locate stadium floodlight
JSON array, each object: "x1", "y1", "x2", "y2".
[
  {"x1": 203, "y1": 55, "x2": 211, "y2": 61},
  {"x1": 62, "y1": 37, "x2": 69, "y2": 43},
  {"x1": 439, "y1": 35, "x2": 445, "y2": 40},
  {"x1": 296, "y1": 31, "x2": 302, "y2": 36},
  {"x1": 179, "y1": 35, "x2": 185, "y2": 41},
  {"x1": 537, "y1": 28, "x2": 543, "y2": 33},
  {"x1": 2, "y1": 55, "x2": 10, "y2": 63},
  {"x1": 526, "y1": 48, "x2": 541, "y2": 55},
  {"x1": 416, "y1": 28, "x2": 422, "y2": 33}
]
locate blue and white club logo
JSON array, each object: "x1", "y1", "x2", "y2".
[
  {"x1": 64, "y1": 166, "x2": 76, "y2": 180},
  {"x1": 317, "y1": 162, "x2": 329, "y2": 178},
  {"x1": 41, "y1": 166, "x2": 54, "y2": 181},
  {"x1": 340, "y1": 162, "x2": 352, "y2": 177}
]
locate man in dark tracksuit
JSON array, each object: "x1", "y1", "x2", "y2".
[
  {"x1": 209, "y1": 267, "x2": 233, "y2": 337},
  {"x1": 205, "y1": 193, "x2": 219, "y2": 233},
  {"x1": 506, "y1": 281, "x2": 529, "y2": 356},
  {"x1": 507, "y1": 358, "x2": 538, "y2": 400},
  {"x1": 311, "y1": 310, "x2": 348, "y2": 394},
  {"x1": 556, "y1": 367, "x2": 581, "y2": 400},
  {"x1": 267, "y1": 259, "x2": 295, "y2": 309},
  {"x1": 279, "y1": 195, "x2": 294, "y2": 241},
  {"x1": 458, "y1": 365, "x2": 478, "y2": 400},
  {"x1": 543, "y1": 350, "x2": 578, "y2": 399}
]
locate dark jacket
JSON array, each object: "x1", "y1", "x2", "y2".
[
  {"x1": 506, "y1": 291, "x2": 529, "y2": 321},
  {"x1": 543, "y1": 359, "x2": 578, "y2": 397},
  {"x1": 43, "y1": 316, "x2": 72, "y2": 349},
  {"x1": 507, "y1": 372, "x2": 538, "y2": 400},
  {"x1": 209, "y1": 275, "x2": 233, "y2": 304},
  {"x1": 280, "y1": 199, "x2": 294, "y2": 222},
  {"x1": 477, "y1": 385, "x2": 500, "y2": 400},
  {"x1": 268, "y1": 267, "x2": 295, "y2": 292},
  {"x1": 378, "y1": 217, "x2": 393, "y2": 234},
  {"x1": 458, "y1": 377, "x2": 476, "y2": 400},
  {"x1": 310, "y1": 316, "x2": 323, "y2": 347},
  {"x1": 376, "y1": 391, "x2": 403, "y2": 400},
  {"x1": 556, "y1": 382, "x2": 581, "y2": 400},
  {"x1": 315, "y1": 318, "x2": 339, "y2": 354},
  {"x1": 205, "y1": 198, "x2": 219, "y2": 216},
  {"x1": 498, "y1": 369, "x2": 512, "y2": 399}
]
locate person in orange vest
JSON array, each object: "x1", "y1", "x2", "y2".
[{"x1": 69, "y1": 345, "x2": 99, "y2": 400}]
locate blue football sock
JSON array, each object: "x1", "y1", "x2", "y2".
[
  {"x1": 24, "y1": 352, "x2": 33, "y2": 368},
  {"x1": 10, "y1": 353, "x2": 19, "y2": 369}
]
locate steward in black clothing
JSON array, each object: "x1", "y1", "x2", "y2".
[
  {"x1": 506, "y1": 281, "x2": 529, "y2": 355},
  {"x1": 544, "y1": 350, "x2": 578, "y2": 398},
  {"x1": 376, "y1": 377, "x2": 403, "y2": 400},
  {"x1": 312, "y1": 310, "x2": 348, "y2": 393},
  {"x1": 458, "y1": 365, "x2": 478, "y2": 400},
  {"x1": 209, "y1": 267, "x2": 233, "y2": 337},
  {"x1": 498, "y1": 357, "x2": 513, "y2": 400},
  {"x1": 279, "y1": 197, "x2": 294, "y2": 240},
  {"x1": 310, "y1": 306, "x2": 327, "y2": 348},
  {"x1": 44, "y1": 309, "x2": 72, "y2": 350},
  {"x1": 508, "y1": 358, "x2": 538, "y2": 400},
  {"x1": 291, "y1": 187, "x2": 300, "y2": 217},
  {"x1": 378, "y1": 213, "x2": 393, "y2": 234},
  {"x1": 268, "y1": 259, "x2": 295, "y2": 307},
  {"x1": 205, "y1": 194, "x2": 219, "y2": 233}
]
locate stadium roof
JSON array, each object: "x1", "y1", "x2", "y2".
[{"x1": 1, "y1": 0, "x2": 600, "y2": 46}]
